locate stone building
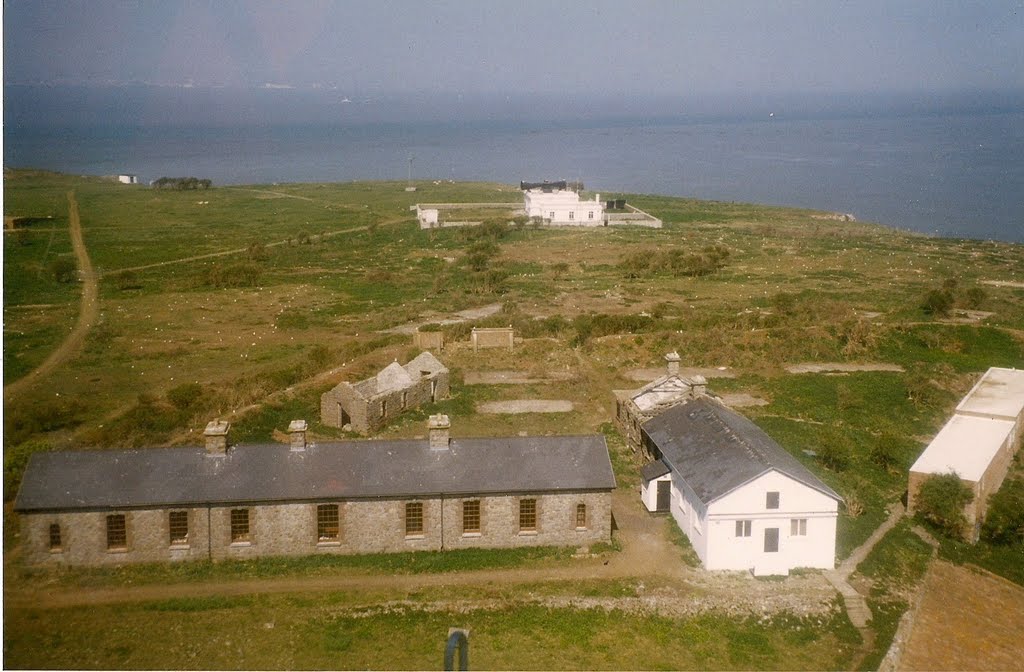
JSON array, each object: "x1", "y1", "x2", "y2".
[
  {"x1": 908, "y1": 367, "x2": 1024, "y2": 542},
  {"x1": 14, "y1": 416, "x2": 616, "y2": 567},
  {"x1": 320, "y1": 351, "x2": 449, "y2": 433},
  {"x1": 614, "y1": 352, "x2": 707, "y2": 454}
]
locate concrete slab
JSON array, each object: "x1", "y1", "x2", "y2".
[
  {"x1": 464, "y1": 371, "x2": 575, "y2": 385},
  {"x1": 477, "y1": 400, "x2": 574, "y2": 414},
  {"x1": 786, "y1": 362, "x2": 904, "y2": 374}
]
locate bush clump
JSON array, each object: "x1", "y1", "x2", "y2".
[
  {"x1": 205, "y1": 261, "x2": 262, "y2": 288},
  {"x1": 981, "y1": 478, "x2": 1024, "y2": 546},
  {"x1": 50, "y1": 256, "x2": 77, "y2": 283},
  {"x1": 915, "y1": 472, "x2": 974, "y2": 538},
  {"x1": 619, "y1": 245, "x2": 730, "y2": 279}
]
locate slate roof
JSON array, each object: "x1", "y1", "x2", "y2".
[
  {"x1": 639, "y1": 459, "x2": 671, "y2": 481},
  {"x1": 14, "y1": 435, "x2": 615, "y2": 512},
  {"x1": 641, "y1": 398, "x2": 841, "y2": 505}
]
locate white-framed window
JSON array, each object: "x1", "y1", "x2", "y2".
[
  {"x1": 549, "y1": 211, "x2": 555, "y2": 219},
  {"x1": 735, "y1": 520, "x2": 752, "y2": 537},
  {"x1": 588, "y1": 211, "x2": 594, "y2": 220},
  {"x1": 575, "y1": 503, "x2": 587, "y2": 530},
  {"x1": 766, "y1": 491, "x2": 780, "y2": 509},
  {"x1": 790, "y1": 518, "x2": 807, "y2": 536},
  {"x1": 569, "y1": 211, "x2": 575, "y2": 220}
]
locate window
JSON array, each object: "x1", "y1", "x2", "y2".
[
  {"x1": 230, "y1": 508, "x2": 251, "y2": 543},
  {"x1": 791, "y1": 518, "x2": 807, "y2": 536},
  {"x1": 169, "y1": 510, "x2": 189, "y2": 545},
  {"x1": 317, "y1": 504, "x2": 340, "y2": 542},
  {"x1": 548, "y1": 211, "x2": 555, "y2": 219},
  {"x1": 766, "y1": 491, "x2": 780, "y2": 509},
  {"x1": 735, "y1": 520, "x2": 752, "y2": 537},
  {"x1": 106, "y1": 514, "x2": 127, "y2": 550},
  {"x1": 519, "y1": 499, "x2": 537, "y2": 532},
  {"x1": 588, "y1": 211, "x2": 594, "y2": 220},
  {"x1": 405, "y1": 502, "x2": 424, "y2": 536},
  {"x1": 48, "y1": 523, "x2": 62, "y2": 551},
  {"x1": 575, "y1": 503, "x2": 587, "y2": 529},
  {"x1": 401, "y1": 391, "x2": 408, "y2": 410},
  {"x1": 462, "y1": 500, "x2": 481, "y2": 534},
  {"x1": 568, "y1": 211, "x2": 575, "y2": 220}
]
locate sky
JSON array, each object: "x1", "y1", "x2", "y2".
[{"x1": 4, "y1": 0, "x2": 1024, "y2": 97}]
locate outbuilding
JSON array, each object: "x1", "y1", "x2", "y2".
[{"x1": 908, "y1": 367, "x2": 1024, "y2": 541}]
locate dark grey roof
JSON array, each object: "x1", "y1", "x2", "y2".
[
  {"x1": 641, "y1": 398, "x2": 841, "y2": 505},
  {"x1": 640, "y1": 459, "x2": 671, "y2": 481},
  {"x1": 14, "y1": 435, "x2": 616, "y2": 512}
]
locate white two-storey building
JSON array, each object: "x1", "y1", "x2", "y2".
[{"x1": 640, "y1": 398, "x2": 842, "y2": 576}]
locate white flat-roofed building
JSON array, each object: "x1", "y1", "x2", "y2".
[
  {"x1": 522, "y1": 184, "x2": 604, "y2": 226},
  {"x1": 908, "y1": 367, "x2": 1024, "y2": 541}
]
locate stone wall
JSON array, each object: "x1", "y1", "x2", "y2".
[
  {"x1": 471, "y1": 327, "x2": 514, "y2": 351},
  {"x1": 413, "y1": 331, "x2": 444, "y2": 351},
  {"x1": 20, "y1": 490, "x2": 612, "y2": 566}
]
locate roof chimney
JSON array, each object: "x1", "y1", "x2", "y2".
[
  {"x1": 690, "y1": 375, "x2": 707, "y2": 398},
  {"x1": 428, "y1": 414, "x2": 451, "y2": 451},
  {"x1": 288, "y1": 419, "x2": 308, "y2": 451},
  {"x1": 665, "y1": 351, "x2": 681, "y2": 377},
  {"x1": 204, "y1": 420, "x2": 230, "y2": 456}
]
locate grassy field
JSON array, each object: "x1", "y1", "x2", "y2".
[
  {"x1": 4, "y1": 169, "x2": 1024, "y2": 669},
  {"x1": 4, "y1": 589, "x2": 860, "y2": 670}
]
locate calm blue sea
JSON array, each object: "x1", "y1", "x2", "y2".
[{"x1": 5, "y1": 110, "x2": 1023, "y2": 242}]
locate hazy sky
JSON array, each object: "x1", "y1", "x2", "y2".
[{"x1": 4, "y1": 1, "x2": 1024, "y2": 96}]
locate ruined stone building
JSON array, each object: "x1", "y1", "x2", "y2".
[
  {"x1": 15, "y1": 416, "x2": 616, "y2": 567},
  {"x1": 614, "y1": 352, "x2": 707, "y2": 454},
  {"x1": 320, "y1": 351, "x2": 449, "y2": 433},
  {"x1": 908, "y1": 366, "x2": 1024, "y2": 542}
]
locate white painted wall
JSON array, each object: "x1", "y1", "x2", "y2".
[
  {"x1": 523, "y1": 190, "x2": 604, "y2": 226},
  {"x1": 644, "y1": 468, "x2": 840, "y2": 576},
  {"x1": 640, "y1": 474, "x2": 671, "y2": 512}
]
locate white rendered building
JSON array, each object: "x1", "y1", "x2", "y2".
[
  {"x1": 640, "y1": 399, "x2": 842, "y2": 576},
  {"x1": 522, "y1": 182, "x2": 604, "y2": 226}
]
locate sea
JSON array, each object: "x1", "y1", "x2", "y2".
[{"x1": 4, "y1": 88, "x2": 1023, "y2": 243}]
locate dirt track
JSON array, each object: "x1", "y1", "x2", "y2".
[{"x1": 3, "y1": 191, "x2": 98, "y2": 402}]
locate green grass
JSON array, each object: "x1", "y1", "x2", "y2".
[
  {"x1": 16, "y1": 545, "x2": 578, "y2": 590},
  {"x1": 4, "y1": 598, "x2": 860, "y2": 670},
  {"x1": 936, "y1": 537, "x2": 1024, "y2": 586}
]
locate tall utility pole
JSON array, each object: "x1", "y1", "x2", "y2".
[{"x1": 405, "y1": 154, "x2": 416, "y2": 191}]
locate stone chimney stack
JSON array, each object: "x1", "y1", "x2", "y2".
[
  {"x1": 428, "y1": 414, "x2": 451, "y2": 451},
  {"x1": 665, "y1": 351, "x2": 681, "y2": 377},
  {"x1": 690, "y1": 375, "x2": 707, "y2": 398},
  {"x1": 204, "y1": 420, "x2": 230, "y2": 456},
  {"x1": 288, "y1": 419, "x2": 308, "y2": 451}
]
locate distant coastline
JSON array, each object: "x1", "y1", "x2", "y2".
[{"x1": 4, "y1": 88, "x2": 1023, "y2": 243}]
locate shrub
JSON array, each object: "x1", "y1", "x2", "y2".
[
  {"x1": 818, "y1": 438, "x2": 851, "y2": 471},
  {"x1": 981, "y1": 478, "x2": 1024, "y2": 546},
  {"x1": 112, "y1": 269, "x2": 142, "y2": 290},
  {"x1": 869, "y1": 432, "x2": 904, "y2": 471},
  {"x1": 962, "y1": 287, "x2": 988, "y2": 310},
  {"x1": 167, "y1": 383, "x2": 205, "y2": 413},
  {"x1": 50, "y1": 256, "x2": 77, "y2": 283},
  {"x1": 921, "y1": 289, "x2": 954, "y2": 316},
  {"x1": 915, "y1": 473, "x2": 973, "y2": 538},
  {"x1": 247, "y1": 242, "x2": 269, "y2": 261},
  {"x1": 205, "y1": 261, "x2": 262, "y2": 288}
]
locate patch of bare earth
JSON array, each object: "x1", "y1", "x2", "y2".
[
  {"x1": 381, "y1": 303, "x2": 503, "y2": 334},
  {"x1": 786, "y1": 362, "x2": 904, "y2": 374},
  {"x1": 477, "y1": 400, "x2": 573, "y2": 414},
  {"x1": 981, "y1": 280, "x2": 1024, "y2": 289},
  {"x1": 464, "y1": 370, "x2": 576, "y2": 385},
  {"x1": 719, "y1": 393, "x2": 768, "y2": 407},
  {"x1": 899, "y1": 561, "x2": 1024, "y2": 671}
]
